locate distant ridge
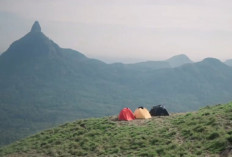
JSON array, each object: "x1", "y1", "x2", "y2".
[
  {"x1": 124, "y1": 54, "x2": 193, "y2": 71},
  {"x1": 201, "y1": 57, "x2": 223, "y2": 65},
  {"x1": 166, "y1": 54, "x2": 193, "y2": 67}
]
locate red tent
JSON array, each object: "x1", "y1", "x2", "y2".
[{"x1": 118, "y1": 108, "x2": 135, "y2": 121}]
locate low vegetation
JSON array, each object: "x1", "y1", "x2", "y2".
[{"x1": 1, "y1": 102, "x2": 232, "y2": 157}]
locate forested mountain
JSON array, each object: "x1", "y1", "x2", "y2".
[{"x1": 1, "y1": 21, "x2": 232, "y2": 146}]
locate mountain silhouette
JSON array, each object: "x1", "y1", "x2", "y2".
[
  {"x1": 31, "y1": 21, "x2": 41, "y2": 32},
  {"x1": 1, "y1": 21, "x2": 232, "y2": 146},
  {"x1": 0, "y1": 21, "x2": 111, "y2": 146},
  {"x1": 166, "y1": 54, "x2": 193, "y2": 67},
  {"x1": 123, "y1": 54, "x2": 193, "y2": 72}
]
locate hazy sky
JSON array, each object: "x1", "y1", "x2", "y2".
[{"x1": 0, "y1": 0, "x2": 232, "y2": 63}]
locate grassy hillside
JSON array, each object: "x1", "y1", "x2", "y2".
[{"x1": 1, "y1": 102, "x2": 232, "y2": 157}]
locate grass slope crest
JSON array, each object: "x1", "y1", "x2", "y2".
[{"x1": 1, "y1": 102, "x2": 232, "y2": 157}]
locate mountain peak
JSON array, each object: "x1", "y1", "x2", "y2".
[
  {"x1": 168, "y1": 54, "x2": 191, "y2": 61},
  {"x1": 197, "y1": 57, "x2": 229, "y2": 68},
  {"x1": 30, "y1": 21, "x2": 41, "y2": 32},
  {"x1": 167, "y1": 54, "x2": 192, "y2": 67},
  {"x1": 201, "y1": 57, "x2": 222, "y2": 64}
]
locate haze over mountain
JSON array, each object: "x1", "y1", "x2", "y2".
[
  {"x1": 225, "y1": 59, "x2": 232, "y2": 67},
  {"x1": 166, "y1": 54, "x2": 193, "y2": 67},
  {"x1": 1, "y1": 21, "x2": 232, "y2": 146},
  {"x1": 124, "y1": 54, "x2": 193, "y2": 72},
  {"x1": 1, "y1": 1, "x2": 232, "y2": 62}
]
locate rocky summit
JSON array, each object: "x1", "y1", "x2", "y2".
[{"x1": 30, "y1": 21, "x2": 41, "y2": 32}]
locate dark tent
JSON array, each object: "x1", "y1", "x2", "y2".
[{"x1": 150, "y1": 105, "x2": 169, "y2": 116}]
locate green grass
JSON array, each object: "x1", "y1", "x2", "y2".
[{"x1": 1, "y1": 102, "x2": 232, "y2": 157}]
